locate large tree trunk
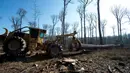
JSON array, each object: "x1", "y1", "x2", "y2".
[
  {"x1": 20, "y1": 17, "x2": 22, "y2": 32},
  {"x1": 97, "y1": 0, "x2": 103, "y2": 45},
  {"x1": 62, "y1": 1, "x2": 66, "y2": 48},
  {"x1": 80, "y1": 16, "x2": 83, "y2": 43},
  {"x1": 95, "y1": 27, "x2": 97, "y2": 44},
  {"x1": 83, "y1": 7, "x2": 86, "y2": 43},
  {"x1": 87, "y1": 27, "x2": 89, "y2": 44},
  {"x1": 52, "y1": 25, "x2": 54, "y2": 36},
  {"x1": 63, "y1": 1, "x2": 66, "y2": 35},
  {"x1": 117, "y1": 19, "x2": 120, "y2": 37},
  {"x1": 92, "y1": 28, "x2": 94, "y2": 43},
  {"x1": 81, "y1": 44, "x2": 122, "y2": 50},
  {"x1": 119, "y1": 20, "x2": 122, "y2": 43}
]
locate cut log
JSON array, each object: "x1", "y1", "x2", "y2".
[{"x1": 81, "y1": 44, "x2": 122, "y2": 50}]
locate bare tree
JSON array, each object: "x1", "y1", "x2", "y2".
[
  {"x1": 125, "y1": 10, "x2": 130, "y2": 24},
  {"x1": 28, "y1": 0, "x2": 40, "y2": 28},
  {"x1": 60, "y1": 0, "x2": 72, "y2": 47},
  {"x1": 51, "y1": 15, "x2": 59, "y2": 36},
  {"x1": 127, "y1": 12, "x2": 130, "y2": 22},
  {"x1": 77, "y1": 5, "x2": 83, "y2": 42},
  {"x1": 17, "y1": 8, "x2": 27, "y2": 31},
  {"x1": 101, "y1": 20, "x2": 107, "y2": 38},
  {"x1": 59, "y1": 10, "x2": 65, "y2": 33},
  {"x1": 10, "y1": 8, "x2": 27, "y2": 30},
  {"x1": 86, "y1": 13, "x2": 96, "y2": 43},
  {"x1": 97, "y1": 0, "x2": 103, "y2": 44},
  {"x1": 64, "y1": 22, "x2": 70, "y2": 34},
  {"x1": 72, "y1": 22, "x2": 79, "y2": 32},
  {"x1": 111, "y1": 5, "x2": 127, "y2": 42},
  {"x1": 87, "y1": 13, "x2": 94, "y2": 38},
  {"x1": 32, "y1": 0, "x2": 41, "y2": 28},
  {"x1": 55, "y1": 27, "x2": 61, "y2": 35},
  {"x1": 86, "y1": 26, "x2": 90, "y2": 43},
  {"x1": 93, "y1": 15, "x2": 98, "y2": 43},
  {"x1": 48, "y1": 25, "x2": 53, "y2": 37},
  {"x1": 43, "y1": 24, "x2": 48, "y2": 30},
  {"x1": 111, "y1": 25, "x2": 116, "y2": 36},
  {"x1": 78, "y1": 0, "x2": 93, "y2": 43},
  {"x1": 111, "y1": 25, "x2": 116, "y2": 44},
  {"x1": 58, "y1": 0, "x2": 72, "y2": 46},
  {"x1": 59, "y1": 9, "x2": 69, "y2": 47},
  {"x1": 62, "y1": 0, "x2": 72, "y2": 36},
  {"x1": 10, "y1": 17, "x2": 20, "y2": 30},
  {"x1": 59, "y1": 10, "x2": 63, "y2": 22},
  {"x1": 77, "y1": 29, "x2": 81, "y2": 38},
  {"x1": 28, "y1": 21, "x2": 37, "y2": 27},
  {"x1": 101, "y1": 20, "x2": 107, "y2": 44}
]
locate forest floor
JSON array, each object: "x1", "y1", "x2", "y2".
[{"x1": 0, "y1": 47, "x2": 130, "y2": 73}]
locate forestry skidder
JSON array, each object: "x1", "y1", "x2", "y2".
[
  {"x1": 0, "y1": 26, "x2": 62, "y2": 57},
  {"x1": 55, "y1": 31, "x2": 81, "y2": 51}
]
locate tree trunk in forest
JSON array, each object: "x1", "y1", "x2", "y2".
[
  {"x1": 119, "y1": 20, "x2": 122, "y2": 43},
  {"x1": 97, "y1": 0, "x2": 103, "y2": 45},
  {"x1": 62, "y1": 0, "x2": 66, "y2": 47},
  {"x1": 83, "y1": 7, "x2": 86, "y2": 43},
  {"x1": 81, "y1": 16, "x2": 83, "y2": 43}
]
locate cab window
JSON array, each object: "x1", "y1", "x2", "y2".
[
  {"x1": 40, "y1": 32, "x2": 44, "y2": 38},
  {"x1": 30, "y1": 28, "x2": 38, "y2": 38}
]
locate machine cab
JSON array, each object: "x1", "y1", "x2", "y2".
[{"x1": 29, "y1": 27, "x2": 46, "y2": 44}]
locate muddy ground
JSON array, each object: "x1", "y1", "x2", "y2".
[{"x1": 0, "y1": 47, "x2": 130, "y2": 73}]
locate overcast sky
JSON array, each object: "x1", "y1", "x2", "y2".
[{"x1": 0, "y1": 0, "x2": 130, "y2": 36}]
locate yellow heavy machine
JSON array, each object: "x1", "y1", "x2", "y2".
[
  {"x1": 0, "y1": 26, "x2": 62, "y2": 57},
  {"x1": 55, "y1": 31, "x2": 81, "y2": 51}
]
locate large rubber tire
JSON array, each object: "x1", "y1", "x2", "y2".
[
  {"x1": 3, "y1": 36, "x2": 28, "y2": 57},
  {"x1": 68, "y1": 40, "x2": 81, "y2": 51},
  {"x1": 47, "y1": 44, "x2": 62, "y2": 58}
]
